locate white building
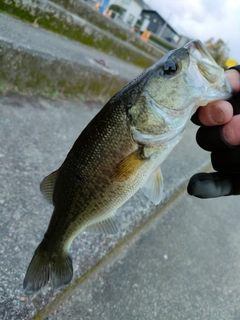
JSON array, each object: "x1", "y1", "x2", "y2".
[{"x1": 106, "y1": 0, "x2": 145, "y2": 27}]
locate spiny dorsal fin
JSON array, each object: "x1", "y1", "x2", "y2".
[
  {"x1": 85, "y1": 215, "x2": 118, "y2": 234},
  {"x1": 141, "y1": 167, "x2": 163, "y2": 205},
  {"x1": 112, "y1": 150, "x2": 146, "y2": 182},
  {"x1": 40, "y1": 170, "x2": 59, "y2": 203}
]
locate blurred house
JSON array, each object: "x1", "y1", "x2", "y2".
[
  {"x1": 104, "y1": 0, "x2": 190, "y2": 46},
  {"x1": 140, "y1": 9, "x2": 179, "y2": 45},
  {"x1": 106, "y1": 0, "x2": 146, "y2": 28}
]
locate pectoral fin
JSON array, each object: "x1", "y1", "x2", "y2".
[
  {"x1": 85, "y1": 215, "x2": 118, "y2": 234},
  {"x1": 112, "y1": 150, "x2": 146, "y2": 182},
  {"x1": 141, "y1": 167, "x2": 163, "y2": 205},
  {"x1": 40, "y1": 170, "x2": 59, "y2": 203}
]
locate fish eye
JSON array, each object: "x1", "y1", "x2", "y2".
[{"x1": 163, "y1": 60, "x2": 177, "y2": 75}]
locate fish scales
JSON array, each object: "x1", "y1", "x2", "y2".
[
  {"x1": 50, "y1": 103, "x2": 136, "y2": 238},
  {"x1": 23, "y1": 40, "x2": 232, "y2": 292}
]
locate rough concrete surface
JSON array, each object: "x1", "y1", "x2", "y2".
[
  {"x1": 0, "y1": 13, "x2": 143, "y2": 99},
  {"x1": 1, "y1": 11, "x2": 239, "y2": 320},
  {"x1": 0, "y1": 94, "x2": 210, "y2": 319},
  {"x1": 0, "y1": 13, "x2": 141, "y2": 79},
  {"x1": 49, "y1": 0, "x2": 167, "y2": 58},
  {"x1": 1, "y1": 0, "x2": 157, "y2": 69},
  {"x1": 49, "y1": 192, "x2": 240, "y2": 320}
]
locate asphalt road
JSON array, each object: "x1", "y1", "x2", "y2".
[{"x1": 0, "y1": 93, "x2": 212, "y2": 319}]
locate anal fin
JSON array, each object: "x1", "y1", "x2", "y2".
[
  {"x1": 141, "y1": 167, "x2": 163, "y2": 205},
  {"x1": 85, "y1": 215, "x2": 118, "y2": 234}
]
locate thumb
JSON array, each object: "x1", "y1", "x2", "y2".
[{"x1": 187, "y1": 172, "x2": 240, "y2": 198}]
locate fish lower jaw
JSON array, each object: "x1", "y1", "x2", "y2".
[{"x1": 196, "y1": 86, "x2": 232, "y2": 106}]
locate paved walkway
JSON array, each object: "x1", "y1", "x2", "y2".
[
  {"x1": 1, "y1": 12, "x2": 240, "y2": 320},
  {"x1": 51, "y1": 192, "x2": 240, "y2": 320},
  {"x1": 2, "y1": 93, "x2": 236, "y2": 320}
]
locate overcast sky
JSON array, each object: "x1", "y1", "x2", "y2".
[{"x1": 144, "y1": 0, "x2": 239, "y2": 62}]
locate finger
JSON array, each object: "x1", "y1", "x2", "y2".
[
  {"x1": 197, "y1": 101, "x2": 233, "y2": 126},
  {"x1": 187, "y1": 172, "x2": 240, "y2": 198},
  {"x1": 191, "y1": 101, "x2": 233, "y2": 126},
  {"x1": 191, "y1": 71, "x2": 240, "y2": 127},
  {"x1": 227, "y1": 91, "x2": 240, "y2": 115},
  {"x1": 196, "y1": 116, "x2": 240, "y2": 151},
  {"x1": 211, "y1": 148, "x2": 240, "y2": 174},
  {"x1": 196, "y1": 126, "x2": 235, "y2": 151},
  {"x1": 225, "y1": 69, "x2": 240, "y2": 93},
  {"x1": 191, "y1": 109, "x2": 203, "y2": 126},
  {"x1": 222, "y1": 115, "x2": 240, "y2": 146}
]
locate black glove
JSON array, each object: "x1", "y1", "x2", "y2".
[{"x1": 188, "y1": 67, "x2": 240, "y2": 198}]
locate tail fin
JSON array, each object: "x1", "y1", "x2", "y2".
[{"x1": 23, "y1": 241, "x2": 73, "y2": 293}]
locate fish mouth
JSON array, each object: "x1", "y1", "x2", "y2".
[
  {"x1": 185, "y1": 40, "x2": 230, "y2": 91},
  {"x1": 185, "y1": 40, "x2": 219, "y2": 83},
  {"x1": 185, "y1": 40, "x2": 216, "y2": 64},
  {"x1": 184, "y1": 40, "x2": 232, "y2": 98}
]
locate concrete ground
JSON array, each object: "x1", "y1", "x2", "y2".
[
  {"x1": 50, "y1": 192, "x2": 240, "y2": 320},
  {"x1": 0, "y1": 13, "x2": 143, "y2": 81},
  {"x1": 0, "y1": 11, "x2": 240, "y2": 320},
  {"x1": 2, "y1": 93, "x2": 240, "y2": 320},
  {"x1": 0, "y1": 13, "x2": 144, "y2": 100}
]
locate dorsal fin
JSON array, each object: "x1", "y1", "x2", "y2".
[
  {"x1": 40, "y1": 170, "x2": 59, "y2": 203},
  {"x1": 141, "y1": 167, "x2": 164, "y2": 205}
]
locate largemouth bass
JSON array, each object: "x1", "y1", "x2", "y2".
[{"x1": 23, "y1": 40, "x2": 231, "y2": 292}]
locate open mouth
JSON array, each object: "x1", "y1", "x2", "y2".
[
  {"x1": 185, "y1": 40, "x2": 216, "y2": 65},
  {"x1": 186, "y1": 40, "x2": 216, "y2": 63},
  {"x1": 185, "y1": 40, "x2": 221, "y2": 83}
]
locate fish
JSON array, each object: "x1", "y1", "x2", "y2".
[{"x1": 23, "y1": 40, "x2": 232, "y2": 292}]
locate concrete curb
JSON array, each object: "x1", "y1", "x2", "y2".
[
  {"x1": 1, "y1": 0, "x2": 161, "y2": 69},
  {"x1": 0, "y1": 40, "x2": 129, "y2": 100},
  {"x1": 49, "y1": 0, "x2": 167, "y2": 59}
]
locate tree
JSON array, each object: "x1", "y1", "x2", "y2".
[
  {"x1": 204, "y1": 38, "x2": 229, "y2": 68},
  {"x1": 109, "y1": 4, "x2": 126, "y2": 17}
]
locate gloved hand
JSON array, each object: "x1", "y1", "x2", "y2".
[{"x1": 188, "y1": 66, "x2": 240, "y2": 198}]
